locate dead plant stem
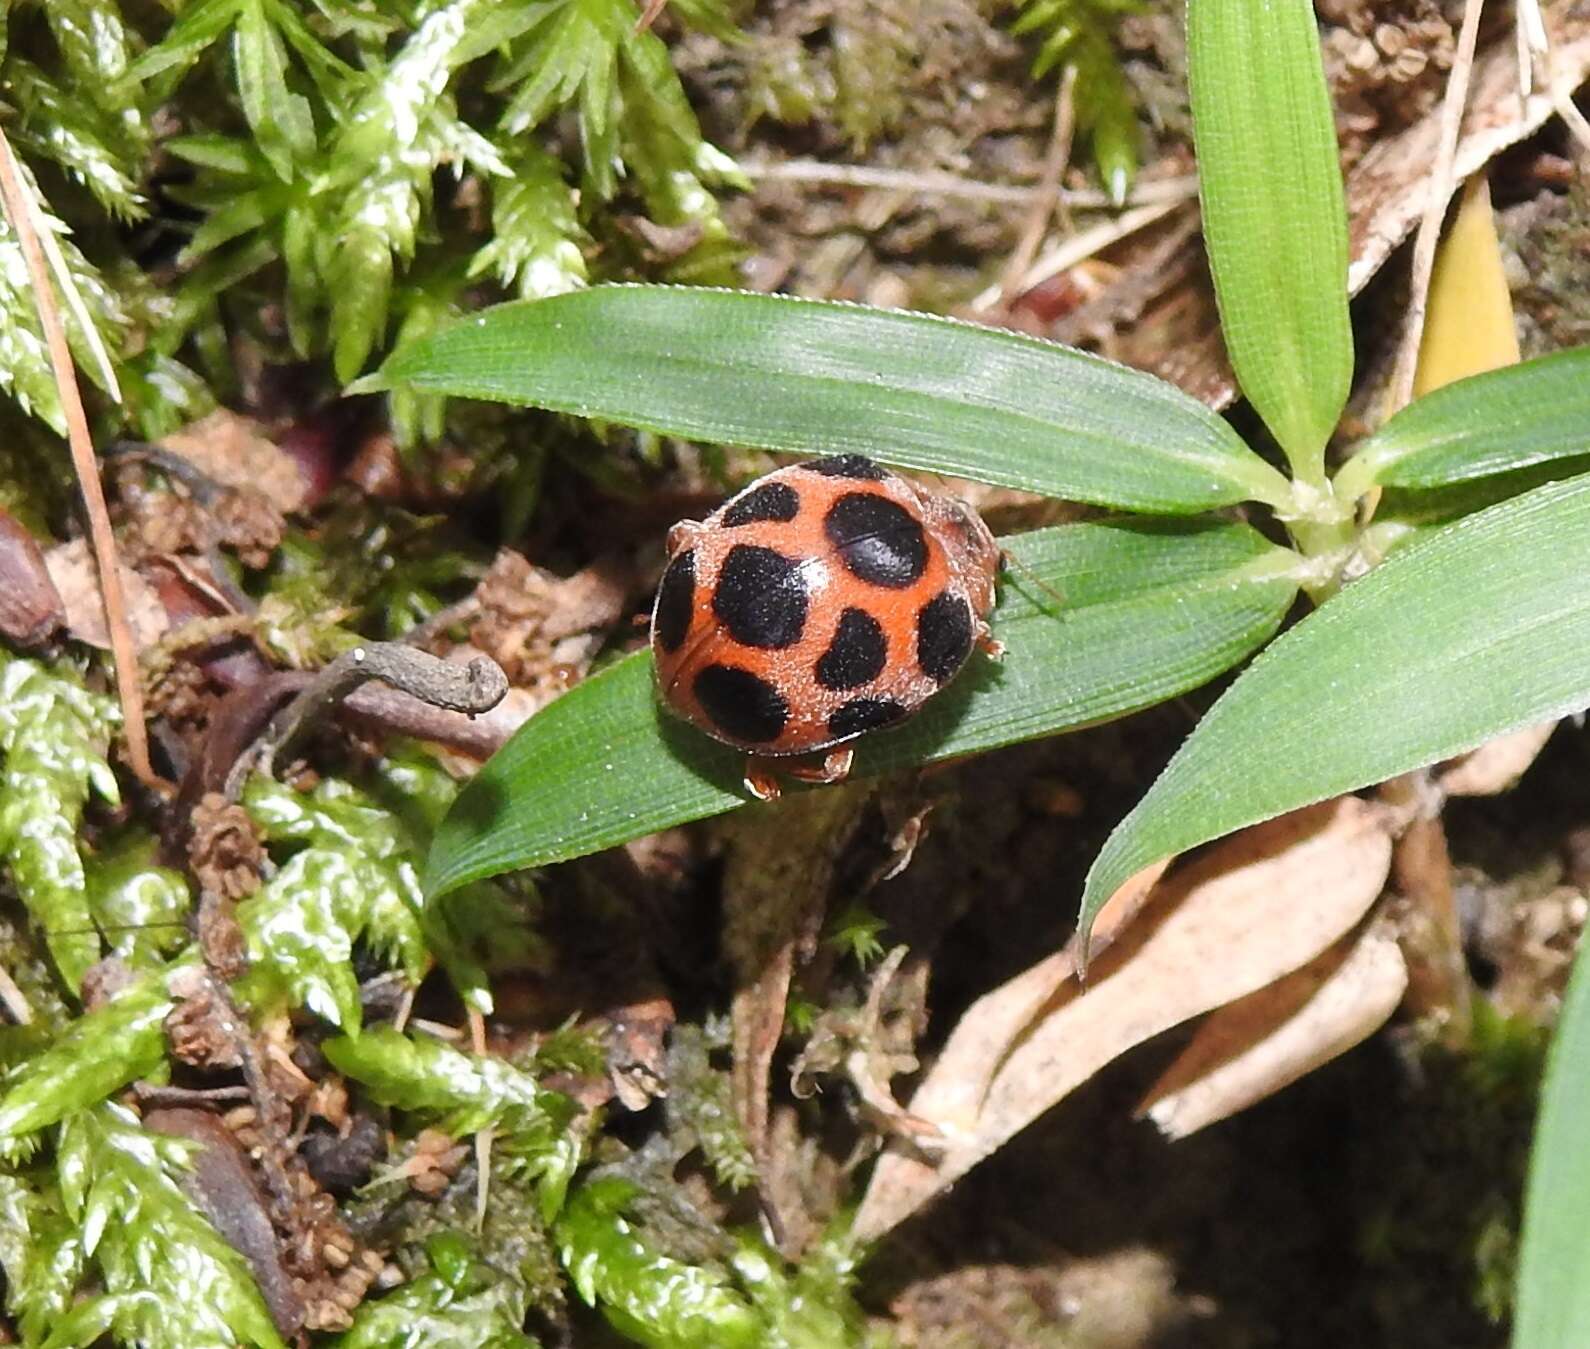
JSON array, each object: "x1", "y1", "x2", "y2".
[
  {"x1": 1388, "y1": 0, "x2": 1486, "y2": 413},
  {"x1": 997, "y1": 68, "x2": 1077, "y2": 309},
  {"x1": 0, "y1": 125, "x2": 163, "y2": 791}
]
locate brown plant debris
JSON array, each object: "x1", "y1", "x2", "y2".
[
  {"x1": 220, "y1": 1098, "x2": 388, "y2": 1332},
  {"x1": 399, "y1": 1128, "x2": 472, "y2": 1198},
  {"x1": 0, "y1": 506, "x2": 64, "y2": 647},
  {"x1": 470, "y1": 548, "x2": 632, "y2": 688},
  {"x1": 188, "y1": 792, "x2": 266, "y2": 901},
  {"x1": 44, "y1": 537, "x2": 170, "y2": 651},
  {"x1": 856, "y1": 796, "x2": 1397, "y2": 1242},
  {"x1": 721, "y1": 781, "x2": 873, "y2": 1252},
  {"x1": 159, "y1": 410, "x2": 312, "y2": 515},
  {"x1": 165, "y1": 966, "x2": 246, "y2": 1071}
]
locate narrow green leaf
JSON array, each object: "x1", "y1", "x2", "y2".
[
  {"x1": 1188, "y1": 0, "x2": 1350, "y2": 479},
  {"x1": 370, "y1": 286, "x2": 1291, "y2": 514},
  {"x1": 331, "y1": 227, "x2": 394, "y2": 381},
  {"x1": 1080, "y1": 471, "x2": 1590, "y2": 938},
  {"x1": 332, "y1": 1271, "x2": 539, "y2": 1349},
  {"x1": 1338, "y1": 347, "x2": 1590, "y2": 498},
  {"x1": 268, "y1": 0, "x2": 358, "y2": 96},
  {"x1": 427, "y1": 519, "x2": 1299, "y2": 895},
  {"x1": 1515, "y1": 939, "x2": 1590, "y2": 1347},
  {"x1": 164, "y1": 133, "x2": 258, "y2": 174}
]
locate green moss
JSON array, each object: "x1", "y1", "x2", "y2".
[
  {"x1": 0, "y1": 654, "x2": 120, "y2": 992},
  {"x1": 0, "y1": 0, "x2": 740, "y2": 442},
  {"x1": 1354, "y1": 1001, "x2": 1547, "y2": 1343}
]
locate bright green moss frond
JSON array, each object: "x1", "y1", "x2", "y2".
[
  {"x1": 324, "y1": 1026, "x2": 582, "y2": 1219},
  {"x1": 41, "y1": 1104, "x2": 284, "y2": 1349},
  {"x1": 0, "y1": 654, "x2": 120, "y2": 991}
]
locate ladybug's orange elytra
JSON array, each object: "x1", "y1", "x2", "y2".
[{"x1": 650, "y1": 454, "x2": 1002, "y2": 799}]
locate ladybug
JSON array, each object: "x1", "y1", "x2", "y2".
[{"x1": 650, "y1": 453, "x2": 1003, "y2": 800}]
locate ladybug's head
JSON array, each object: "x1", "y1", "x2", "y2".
[{"x1": 915, "y1": 489, "x2": 1001, "y2": 619}]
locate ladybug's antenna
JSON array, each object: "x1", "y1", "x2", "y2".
[{"x1": 1000, "y1": 549, "x2": 1067, "y2": 615}]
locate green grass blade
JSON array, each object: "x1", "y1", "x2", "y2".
[
  {"x1": 1515, "y1": 939, "x2": 1590, "y2": 1347},
  {"x1": 371, "y1": 286, "x2": 1290, "y2": 514},
  {"x1": 1188, "y1": 0, "x2": 1350, "y2": 481},
  {"x1": 1339, "y1": 347, "x2": 1590, "y2": 497},
  {"x1": 1079, "y1": 471, "x2": 1590, "y2": 939},
  {"x1": 425, "y1": 519, "x2": 1300, "y2": 895}
]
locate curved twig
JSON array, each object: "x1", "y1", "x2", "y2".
[{"x1": 226, "y1": 643, "x2": 509, "y2": 797}]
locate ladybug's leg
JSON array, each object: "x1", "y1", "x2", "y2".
[
  {"x1": 785, "y1": 746, "x2": 855, "y2": 785},
  {"x1": 667, "y1": 519, "x2": 707, "y2": 553},
  {"x1": 976, "y1": 621, "x2": 1006, "y2": 661},
  {"x1": 743, "y1": 758, "x2": 783, "y2": 802}
]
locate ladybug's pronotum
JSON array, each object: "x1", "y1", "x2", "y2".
[{"x1": 650, "y1": 454, "x2": 1003, "y2": 800}]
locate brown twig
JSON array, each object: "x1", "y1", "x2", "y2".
[
  {"x1": 997, "y1": 68, "x2": 1078, "y2": 310},
  {"x1": 970, "y1": 199, "x2": 1189, "y2": 313},
  {"x1": 633, "y1": 0, "x2": 667, "y2": 31},
  {"x1": 743, "y1": 159, "x2": 1199, "y2": 210},
  {"x1": 0, "y1": 126, "x2": 165, "y2": 791},
  {"x1": 226, "y1": 643, "x2": 509, "y2": 797}
]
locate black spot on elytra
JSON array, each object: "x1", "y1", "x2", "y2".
[
  {"x1": 806, "y1": 454, "x2": 889, "y2": 480},
  {"x1": 694, "y1": 665, "x2": 789, "y2": 743},
  {"x1": 828, "y1": 696, "x2": 907, "y2": 739},
  {"x1": 917, "y1": 589, "x2": 973, "y2": 684},
  {"x1": 824, "y1": 493, "x2": 927, "y2": 589},
  {"x1": 712, "y1": 544, "x2": 809, "y2": 649},
  {"x1": 652, "y1": 549, "x2": 696, "y2": 653},
  {"x1": 723, "y1": 480, "x2": 800, "y2": 527},
  {"x1": 815, "y1": 607, "x2": 887, "y2": 691}
]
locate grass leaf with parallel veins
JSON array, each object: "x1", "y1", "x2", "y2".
[
  {"x1": 1188, "y1": 0, "x2": 1350, "y2": 480},
  {"x1": 369, "y1": 285, "x2": 1291, "y2": 514},
  {"x1": 1079, "y1": 471, "x2": 1590, "y2": 941},
  {"x1": 1339, "y1": 347, "x2": 1590, "y2": 497}
]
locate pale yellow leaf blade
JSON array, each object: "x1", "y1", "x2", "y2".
[{"x1": 1413, "y1": 175, "x2": 1519, "y2": 398}]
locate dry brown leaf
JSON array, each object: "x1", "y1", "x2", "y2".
[
  {"x1": 1439, "y1": 722, "x2": 1559, "y2": 796},
  {"x1": 1084, "y1": 856, "x2": 1174, "y2": 959},
  {"x1": 1343, "y1": 20, "x2": 1590, "y2": 295},
  {"x1": 1138, "y1": 923, "x2": 1408, "y2": 1140},
  {"x1": 45, "y1": 538, "x2": 169, "y2": 650},
  {"x1": 853, "y1": 797, "x2": 1394, "y2": 1242},
  {"x1": 883, "y1": 856, "x2": 1174, "y2": 1152},
  {"x1": 162, "y1": 410, "x2": 308, "y2": 514}
]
